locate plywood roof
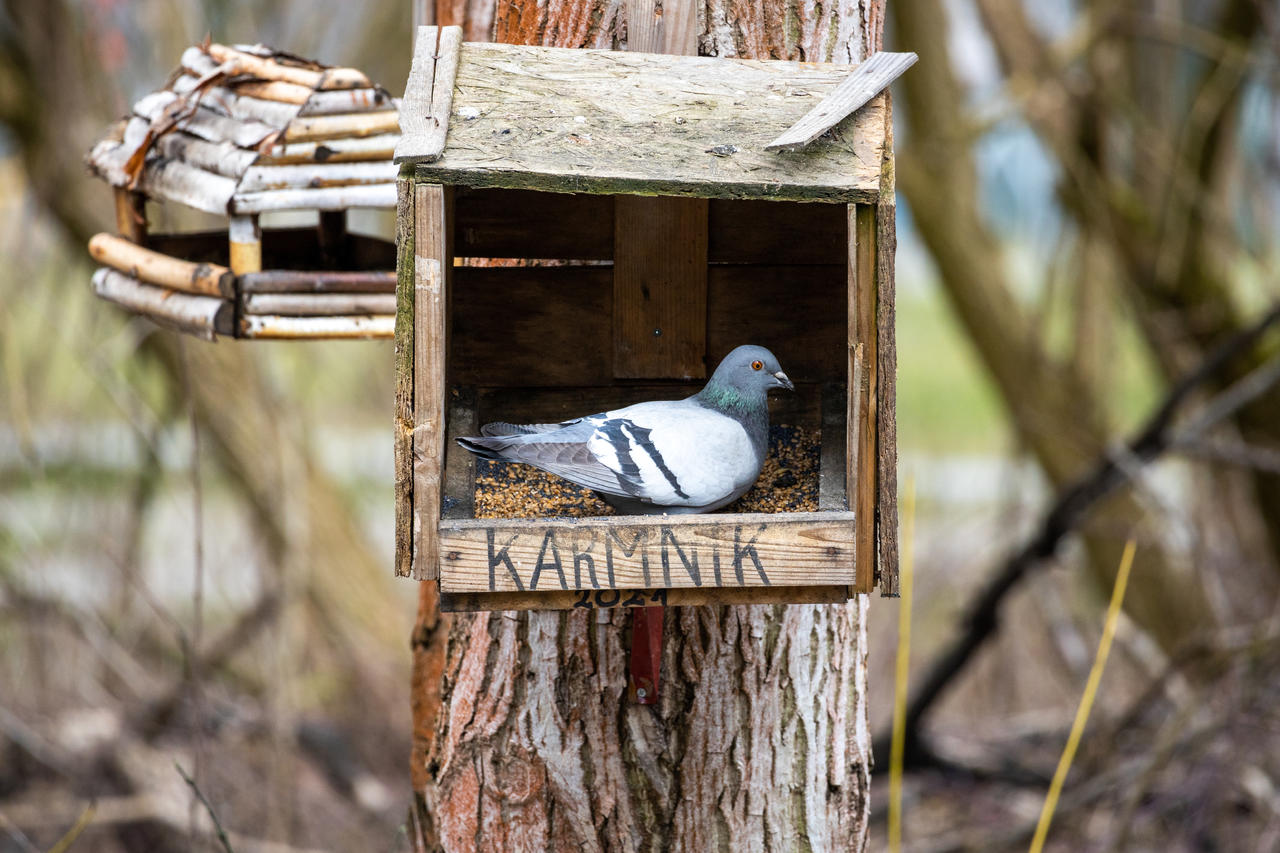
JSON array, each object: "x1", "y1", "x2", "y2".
[{"x1": 396, "y1": 34, "x2": 894, "y2": 204}]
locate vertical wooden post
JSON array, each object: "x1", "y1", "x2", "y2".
[
  {"x1": 317, "y1": 209, "x2": 347, "y2": 268},
  {"x1": 612, "y1": 0, "x2": 707, "y2": 380},
  {"x1": 113, "y1": 188, "x2": 147, "y2": 246},
  {"x1": 412, "y1": 182, "x2": 453, "y2": 581},
  {"x1": 395, "y1": 177, "x2": 417, "y2": 579},
  {"x1": 875, "y1": 192, "x2": 901, "y2": 597},
  {"x1": 229, "y1": 214, "x2": 262, "y2": 275},
  {"x1": 850, "y1": 204, "x2": 878, "y2": 594}
]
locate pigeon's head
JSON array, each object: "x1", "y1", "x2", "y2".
[{"x1": 711, "y1": 345, "x2": 794, "y2": 395}]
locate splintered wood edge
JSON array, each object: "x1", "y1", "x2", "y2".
[
  {"x1": 396, "y1": 26, "x2": 463, "y2": 163},
  {"x1": 764, "y1": 52, "x2": 918, "y2": 152},
  {"x1": 439, "y1": 584, "x2": 852, "y2": 612}
]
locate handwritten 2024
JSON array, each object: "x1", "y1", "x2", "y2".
[{"x1": 452, "y1": 524, "x2": 774, "y2": 591}]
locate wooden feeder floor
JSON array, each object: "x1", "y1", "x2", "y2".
[{"x1": 472, "y1": 425, "x2": 820, "y2": 519}]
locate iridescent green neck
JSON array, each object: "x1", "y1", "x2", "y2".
[{"x1": 696, "y1": 379, "x2": 759, "y2": 414}]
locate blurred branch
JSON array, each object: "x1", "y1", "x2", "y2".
[
  {"x1": 893, "y1": 0, "x2": 1210, "y2": 651},
  {"x1": 175, "y1": 763, "x2": 234, "y2": 853},
  {"x1": 873, "y1": 300, "x2": 1280, "y2": 771}
]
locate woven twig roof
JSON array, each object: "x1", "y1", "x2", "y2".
[{"x1": 87, "y1": 43, "x2": 400, "y2": 216}]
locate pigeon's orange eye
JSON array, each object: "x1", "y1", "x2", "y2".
[{"x1": 751, "y1": 360, "x2": 763, "y2": 371}]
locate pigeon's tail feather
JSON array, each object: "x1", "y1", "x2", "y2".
[
  {"x1": 481, "y1": 421, "x2": 565, "y2": 437},
  {"x1": 456, "y1": 436, "x2": 512, "y2": 461}
]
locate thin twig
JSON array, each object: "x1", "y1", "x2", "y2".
[
  {"x1": 174, "y1": 762, "x2": 235, "y2": 853},
  {"x1": 46, "y1": 801, "x2": 97, "y2": 853},
  {"x1": 1029, "y1": 541, "x2": 1136, "y2": 852}
]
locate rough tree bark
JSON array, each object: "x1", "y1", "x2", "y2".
[{"x1": 408, "y1": 2, "x2": 881, "y2": 851}]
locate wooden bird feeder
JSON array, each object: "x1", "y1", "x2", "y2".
[
  {"x1": 395, "y1": 26, "x2": 911, "y2": 611},
  {"x1": 86, "y1": 43, "x2": 403, "y2": 341}
]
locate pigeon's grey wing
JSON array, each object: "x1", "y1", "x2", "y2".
[
  {"x1": 461, "y1": 419, "x2": 642, "y2": 497},
  {"x1": 584, "y1": 402, "x2": 758, "y2": 508},
  {"x1": 480, "y1": 420, "x2": 579, "y2": 437}
]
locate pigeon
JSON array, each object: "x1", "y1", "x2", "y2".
[{"x1": 457, "y1": 345, "x2": 794, "y2": 515}]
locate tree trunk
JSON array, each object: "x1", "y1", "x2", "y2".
[{"x1": 409, "y1": 1, "x2": 881, "y2": 850}]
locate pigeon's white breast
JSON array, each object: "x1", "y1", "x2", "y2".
[{"x1": 588, "y1": 402, "x2": 758, "y2": 507}]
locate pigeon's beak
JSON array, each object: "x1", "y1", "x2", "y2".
[{"x1": 772, "y1": 371, "x2": 794, "y2": 391}]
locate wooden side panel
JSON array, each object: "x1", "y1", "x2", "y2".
[
  {"x1": 394, "y1": 178, "x2": 416, "y2": 579},
  {"x1": 613, "y1": 196, "x2": 709, "y2": 379},
  {"x1": 442, "y1": 386, "x2": 478, "y2": 521},
  {"x1": 476, "y1": 383, "x2": 822, "y2": 430},
  {"x1": 447, "y1": 264, "x2": 845, "y2": 387},
  {"x1": 851, "y1": 203, "x2": 878, "y2": 594},
  {"x1": 437, "y1": 512, "x2": 858, "y2": 593},
  {"x1": 706, "y1": 264, "x2": 845, "y2": 383},
  {"x1": 412, "y1": 183, "x2": 453, "y2": 581},
  {"x1": 708, "y1": 199, "x2": 846, "y2": 265},
  {"x1": 454, "y1": 188, "x2": 613, "y2": 260},
  {"x1": 451, "y1": 266, "x2": 613, "y2": 386}
]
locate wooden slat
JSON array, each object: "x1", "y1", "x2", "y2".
[
  {"x1": 452, "y1": 266, "x2": 613, "y2": 387},
  {"x1": 708, "y1": 199, "x2": 846, "y2": 265},
  {"x1": 765, "y1": 52, "x2": 918, "y2": 152},
  {"x1": 401, "y1": 43, "x2": 889, "y2": 205},
  {"x1": 89, "y1": 232, "x2": 233, "y2": 298},
  {"x1": 281, "y1": 111, "x2": 401, "y2": 144},
  {"x1": 437, "y1": 512, "x2": 858, "y2": 593},
  {"x1": 239, "y1": 270, "x2": 396, "y2": 294},
  {"x1": 476, "y1": 383, "x2": 821, "y2": 430},
  {"x1": 396, "y1": 26, "x2": 463, "y2": 164},
  {"x1": 706, "y1": 264, "x2": 846, "y2": 384},
  {"x1": 229, "y1": 183, "x2": 397, "y2": 214},
  {"x1": 613, "y1": 196, "x2": 708, "y2": 379},
  {"x1": 113, "y1": 189, "x2": 147, "y2": 245},
  {"x1": 444, "y1": 264, "x2": 846, "y2": 387},
  {"x1": 93, "y1": 268, "x2": 233, "y2": 341},
  {"x1": 412, "y1": 183, "x2": 453, "y2": 581},
  {"x1": 442, "y1": 387, "x2": 478, "y2": 521},
  {"x1": 257, "y1": 134, "x2": 401, "y2": 166},
  {"x1": 229, "y1": 214, "x2": 261, "y2": 275},
  {"x1": 851, "y1": 204, "x2": 878, "y2": 594},
  {"x1": 237, "y1": 161, "x2": 399, "y2": 194},
  {"x1": 171, "y1": 74, "x2": 301, "y2": 126},
  {"x1": 394, "y1": 177, "x2": 417, "y2": 579},
  {"x1": 239, "y1": 315, "x2": 395, "y2": 338},
  {"x1": 439, "y1": 584, "x2": 850, "y2": 612},
  {"x1": 454, "y1": 188, "x2": 613, "y2": 260},
  {"x1": 299, "y1": 87, "x2": 396, "y2": 116},
  {"x1": 819, "y1": 383, "x2": 847, "y2": 511},
  {"x1": 242, "y1": 293, "x2": 395, "y2": 315},
  {"x1": 132, "y1": 92, "x2": 277, "y2": 149}
]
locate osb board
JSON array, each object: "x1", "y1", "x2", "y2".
[
  {"x1": 438, "y1": 512, "x2": 858, "y2": 593},
  {"x1": 398, "y1": 42, "x2": 888, "y2": 204}
]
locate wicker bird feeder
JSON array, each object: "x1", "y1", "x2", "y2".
[
  {"x1": 86, "y1": 43, "x2": 402, "y2": 340},
  {"x1": 394, "y1": 27, "x2": 914, "y2": 612}
]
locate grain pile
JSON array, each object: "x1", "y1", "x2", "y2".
[{"x1": 473, "y1": 425, "x2": 819, "y2": 518}]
